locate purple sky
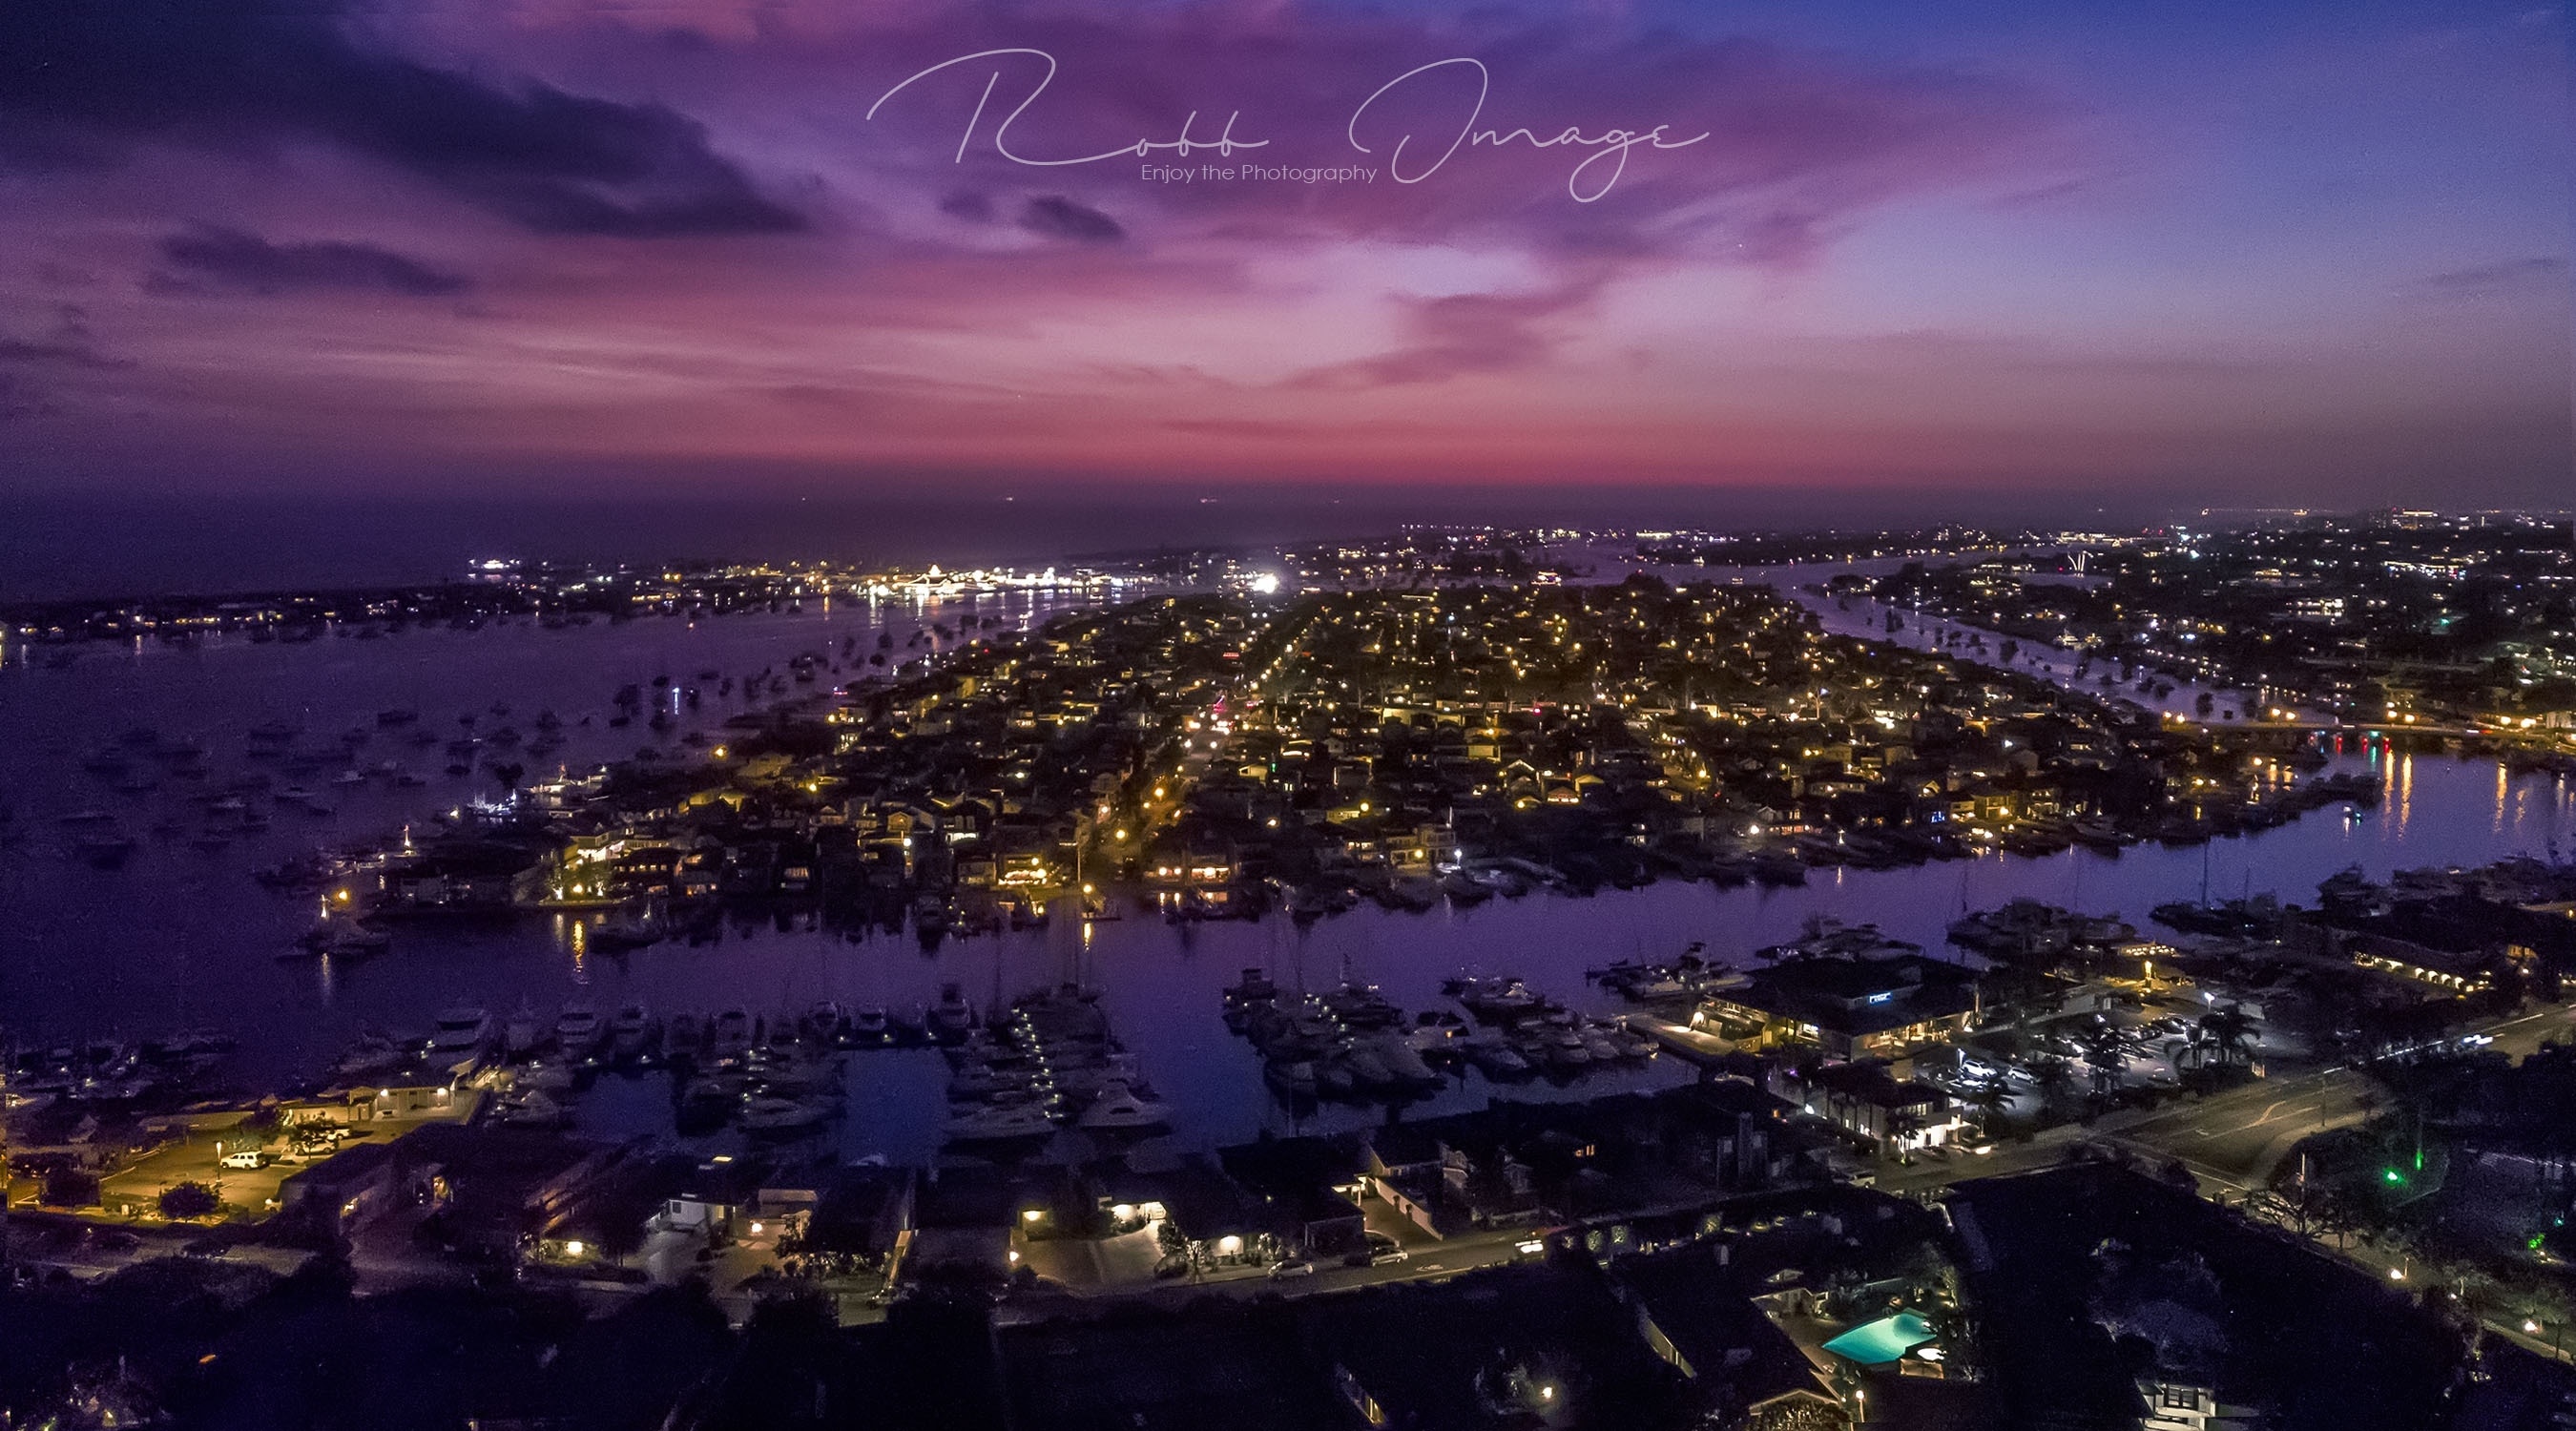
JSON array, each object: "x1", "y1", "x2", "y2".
[{"x1": 0, "y1": 0, "x2": 2566, "y2": 510}]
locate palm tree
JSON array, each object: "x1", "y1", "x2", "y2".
[
  {"x1": 1885, "y1": 1106, "x2": 1927, "y2": 1159},
  {"x1": 2195, "y1": 1005, "x2": 2257, "y2": 1069},
  {"x1": 2028, "y1": 1054, "x2": 2077, "y2": 1115},
  {"x1": 1963, "y1": 1081, "x2": 2014, "y2": 1132},
  {"x1": 2078, "y1": 1024, "x2": 2127, "y2": 1101}
]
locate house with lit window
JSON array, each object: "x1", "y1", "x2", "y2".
[
  {"x1": 1694, "y1": 953, "x2": 1980, "y2": 1059},
  {"x1": 2139, "y1": 1379, "x2": 2255, "y2": 1430},
  {"x1": 1766, "y1": 1059, "x2": 1965, "y2": 1152}
]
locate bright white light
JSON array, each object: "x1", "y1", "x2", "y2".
[{"x1": 1249, "y1": 573, "x2": 1281, "y2": 595}]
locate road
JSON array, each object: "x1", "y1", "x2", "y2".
[
  {"x1": 2117, "y1": 1004, "x2": 2576, "y2": 1191},
  {"x1": 1880, "y1": 1004, "x2": 2576, "y2": 1199},
  {"x1": 2106, "y1": 1070, "x2": 2379, "y2": 1192}
]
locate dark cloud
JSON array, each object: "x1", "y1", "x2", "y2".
[
  {"x1": 2424, "y1": 257, "x2": 2566, "y2": 292},
  {"x1": 0, "y1": 0, "x2": 803, "y2": 237},
  {"x1": 0, "y1": 306, "x2": 127, "y2": 369},
  {"x1": 0, "y1": 371, "x2": 60, "y2": 423},
  {"x1": 155, "y1": 225, "x2": 470, "y2": 298},
  {"x1": 0, "y1": 335, "x2": 115, "y2": 367},
  {"x1": 939, "y1": 190, "x2": 995, "y2": 223},
  {"x1": 0, "y1": 306, "x2": 126, "y2": 423},
  {"x1": 1288, "y1": 283, "x2": 1596, "y2": 390},
  {"x1": 1019, "y1": 196, "x2": 1124, "y2": 244}
]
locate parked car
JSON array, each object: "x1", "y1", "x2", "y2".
[
  {"x1": 218, "y1": 1151, "x2": 267, "y2": 1170},
  {"x1": 1268, "y1": 1256, "x2": 1317, "y2": 1279},
  {"x1": 1364, "y1": 1233, "x2": 1410, "y2": 1265}
]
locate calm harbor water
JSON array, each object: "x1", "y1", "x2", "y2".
[{"x1": 1, "y1": 586, "x2": 2570, "y2": 1164}]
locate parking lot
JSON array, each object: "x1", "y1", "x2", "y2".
[
  {"x1": 1916, "y1": 990, "x2": 2272, "y2": 1126},
  {"x1": 93, "y1": 1122, "x2": 364, "y2": 1222}
]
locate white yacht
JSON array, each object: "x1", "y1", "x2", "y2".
[
  {"x1": 554, "y1": 1004, "x2": 605, "y2": 1058},
  {"x1": 1077, "y1": 1082, "x2": 1174, "y2": 1132},
  {"x1": 608, "y1": 1004, "x2": 651, "y2": 1057},
  {"x1": 428, "y1": 1006, "x2": 492, "y2": 1054},
  {"x1": 503, "y1": 1004, "x2": 543, "y2": 1058},
  {"x1": 1264, "y1": 1058, "x2": 1319, "y2": 1095},
  {"x1": 708, "y1": 1007, "x2": 756, "y2": 1061},
  {"x1": 319, "y1": 922, "x2": 390, "y2": 957},
  {"x1": 1465, "y1": 1035, "x2": 1533, "y2": 1078},
  {"x1": 741, "y1": 1096, "x2": 832, "y2": 1135},
  {"x1": 522, "y1": 1063, "x2": 578, "y2": 1094},
  {"x1": 927, "y1": 984, "x2": 975, "y2": 1040},
  {"x1": 497, "y1": 1089, "x2": 568, "y2": 1129},
  {"x1": 946, "y1": 1101, "x2": 1057, "y2": 1143}
]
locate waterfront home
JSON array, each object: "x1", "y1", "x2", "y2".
[
  {"x1": 1144, "y1": 832, "x2": 1239, "y2": 885},
  {"x1": 380, "y1": 838, "x2": 551, "y2": 911},
  {"x1": 1358, "y1": 1089, "x2": 1808, "y2": 1242},
  {"x1": 1695, "y1": 952, "x2": 1981, "y2": 1060}
]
